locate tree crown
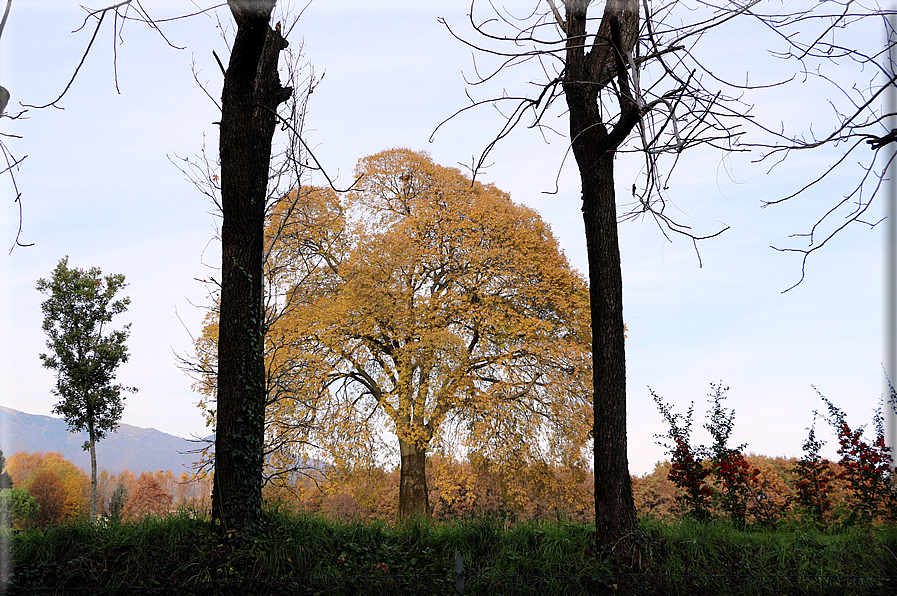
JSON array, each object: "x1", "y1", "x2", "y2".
[{"x1": 36, "y1": 256, "x2": 135, "y2": 445}]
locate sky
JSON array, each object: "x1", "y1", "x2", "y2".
[{"x1": 0, "y1": 1, "x2": 890, "y2": 477}]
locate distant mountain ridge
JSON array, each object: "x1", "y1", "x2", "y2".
[{"x1": 0, "y1": 405, "x2": 206, "y2": 476}]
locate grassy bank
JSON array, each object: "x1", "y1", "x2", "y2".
[{"x1": 4, "y1": 510, "x2": 897, "y2": 594}]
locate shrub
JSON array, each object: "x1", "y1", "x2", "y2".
[
  {"x1": 818, "y1": 389, "x2": 897, "y2": 524},
  {"x1": 0, "y1": 488, "x2": 38, "y2": 529},
  {"x1": 789, "y1": 418, "x2": 836, "y2": 523},
  {"x1": 654, "y1": 383, "x2": 775, "y2": 526}
]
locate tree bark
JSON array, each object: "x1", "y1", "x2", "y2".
[
  {"x1": 88, "y1": 420, "x2": 97, "y2": 526},
  {"x1": 214, "y1": 0, "x2": 292, "y2": 534},
  {"x1": 398, "y1": 437, "x2": 429, "y2": 518},
  {"x1": 579, "y1": 151, "x2": 638, "y2": 546},
  {"x1": 563, "y1": 0, "x2": 640, "y2": 552}
]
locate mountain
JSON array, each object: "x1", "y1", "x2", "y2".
[{"x1": 0, "y1": 405, "x2": 208, "y2": 476}]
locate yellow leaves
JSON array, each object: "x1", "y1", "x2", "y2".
[
  {"x1": 193, "y1": 148, "x2": 593, "y2": 493},
  {"x1": 333, "y1": 149, "x2": 591, "y2": 446},
  {"x1": 266, "y1": 185, "x2": 346, "y2": 279},
  {"x1": 427, "y1": 453, "x2": 478, "y2": 510},
  {"x1": 9, "y1": 451, "x2": 90, "y2": 525}
]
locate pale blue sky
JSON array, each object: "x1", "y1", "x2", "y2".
[{"x1": 0, "y1": 1, "x2": 888, "y2": 476}]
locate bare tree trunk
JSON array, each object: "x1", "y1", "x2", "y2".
[
  {"x1": 214, "y1": 0, "x2": 292, "y2": 534},
  {"x1": 564, "y1": 0, "x2": 640, "y2": 553},
  {"x1": 398, "y1": 437, "x2": 429, "y2": 518},
  {"x1": 580, "y1": 152, "x2": 638, "y2": 546}
]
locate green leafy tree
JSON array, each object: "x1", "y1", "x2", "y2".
[
  {"x1": 107, "y1": 481, "x2": 127, "y2": 523},
  {"x1": 36, "y1": 257, "x2": 136, "y2": 526},
  {"x1": 0, "y1": 449, "x2": 13, "y2": 489},
  {"x1": 0, "y1": 488, "x2": 38, "y2": 529}
]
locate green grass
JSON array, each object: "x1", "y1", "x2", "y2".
[{"x1": 4, "y1": 510, "x2": 897, "y2": 594}]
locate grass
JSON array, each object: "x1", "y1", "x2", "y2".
[{"x1": 4, "y1": 510, "x2": 897, "y2": 594}]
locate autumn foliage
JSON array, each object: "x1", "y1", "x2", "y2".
[
  {"x1": 121, "y1": 472, "x2": 174, "y2": 520},
  {"x1": 194, "y1": 148, "x2": 593, "y2": 518},
  {"x1": 642, "y1": 385, "x2": 897, "y2": 526},
  {"x1": 3, "y1": 415, "x2": 895, "y2": 529},
  {"x1": 27, "y1": 471, "x2": 67, "y2": 527},
  {"x1": 8, "y1": 452, "x2": 89, "y2": 526},
  {"x1": 4, "y1": 451, "x2": 211, "y2": 527},
  {"x1": 260, "y1": 454, "x2": 595, "y2": 524},
  {"x1": 100, "y1": 469, "x2": 211, "y2": 520}
]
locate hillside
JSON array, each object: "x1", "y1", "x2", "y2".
[{"x1": 0, "y1": 405, "x2": 207, "y2": 475}]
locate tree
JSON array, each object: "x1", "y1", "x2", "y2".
[
  {"x1": 12, "y1": 452, "x2": 90, "y2": 525},
  {"x1": 0, "y1": 449, "x2": 13, "y2": 489},
  {"x1": 15, "y1": 453, "x2": 90, "y2": 527},
  {"x1": 36, "y1": 257, "x2": 135, "y2": 526},
  {"x1": 196, "y1": 148, "x2": 593, "y2": 517},
  {"x1": 5, "y1": 452, "x2": 43, "y2": 488},
  {"x1": 6, "y1": 0, "x2": 299, "y2": 534},
  {"x1": 212, "y1": 0, "x2": 293, "y2": 534},
  {"x1": 0, "y1": 488, "x2": 38, "y2": 529},
  {"x1": 107, "y1": 481, "x2": 127, "y2": 523},
  {"x1": 26, "y1": 471, "x2": 66, "y2": 528},
  {"x1": 440, "y1": 0, "x2": 645, "y2": 547},
  {"x1": 1, "y1": 0, "x2": 298, "y2": 536},
  {"x1": 122, "y1": 472, "x2": 173, "y2": 520},
  {"x1": 440, "y1": 0, "x2": 897, "y2": 552}
]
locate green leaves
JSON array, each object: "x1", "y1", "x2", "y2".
[
  {"x1": 36, "y1": 256, "x2": 135, "y2": 442},
  {"x1": 36, "y1": 257, "x2": 136, "y2": 524}
]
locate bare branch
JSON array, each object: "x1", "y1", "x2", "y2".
[
  {"x1": 21, "y1": 0, "x2": 197, "y2": 110},
  {"x1": 438, "y1": 0, "x2": 897, "y2": 283},
  {"x1": 212, "y1": 49, "x2": 227, "y2": 76},
  {"x1": 545, "y1": 0, "x2": 566, "y2": 33},
  {"x1": 22, "y1": 7, "x2": 110, "y2": 110},
  {"x1": 1, "y1": 140, "x2": 29, "y2": 254},
  {"x1": 0, "y1": 0, "x2": 12, "y2": 44}
]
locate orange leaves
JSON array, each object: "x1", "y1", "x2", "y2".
[
  {"x1": 312, "y1": 150, "x2": 592, "y2": 469},
  {"x1": 103, "y1": 469, "x2": 210, "y2": 519},
  {"x1": 194, "y1": 148, "x2": 593, "y2": 511},
  {"x1": 10, "y1": 452, "x2": 90, "y2": 526},
  {"x1": 27, "y1": 470, "x2": 68, "y2": 527},
  {"x1": 121, "y1": 472, "x2": 174, "y2": 520}
]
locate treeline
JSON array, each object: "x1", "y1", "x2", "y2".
[
  {"x1": 262, "y1": 454, "x2": 595, "y2": 523},
  {"x1": 0, "y1": 449, "x2": 597, "y2": 528},
  {"x1": 0, "y1": 451, "x2": 211, "y2": 528},
  {"x1": 5, "y1": 433, "x2": 893, "y2": 528},
  {"x1": 642, "y1": 384, "x2": 897, "y2": 527},
  {"x1": 265, "y1": 452, "x2": 892, "y2": 526},
  {"x1": 634, "y1": 454, "x2": 829, "y2": 522}
]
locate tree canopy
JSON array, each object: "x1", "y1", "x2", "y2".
[
  {"x1": 195, "y1": 148, "x2": 594, "y2": 516},
  {"x1": 8, "y1": 452, "x2": 90, "y2": 527}
]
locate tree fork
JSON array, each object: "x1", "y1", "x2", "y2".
[{"x1": 563, "y1": 0, "x2": 640, "y2": 554}]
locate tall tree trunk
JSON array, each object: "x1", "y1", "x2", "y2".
[
  {"x1": 398, "y1": 437, "x2": 429, "y2": 518},
  {"x1": 88, "y1": 420, "x2": 97, "y2": 526},
  {"x1": 580, "y1": 152, "x2": 637, "y2": 545},
  {"x1": 214, "y1": 1, "x2": 292, "y2": 534},
  {"x1": 564, "y1": 0, "x2": 640, "y2": 553}
]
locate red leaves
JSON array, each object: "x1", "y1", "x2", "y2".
[
  {"x1": 791, "y1": 453, "x2": 835, "y2": 522},
  {"x1": 667, "y1": 438, "x2": 715, "y2": 521},
  {"x1": 830, "y1": 416, "x2": 896, "y2": 523}
]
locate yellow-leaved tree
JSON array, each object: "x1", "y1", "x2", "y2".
[{"x1": 194, "y1": 148, "x2": 593, "y2": 517}]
